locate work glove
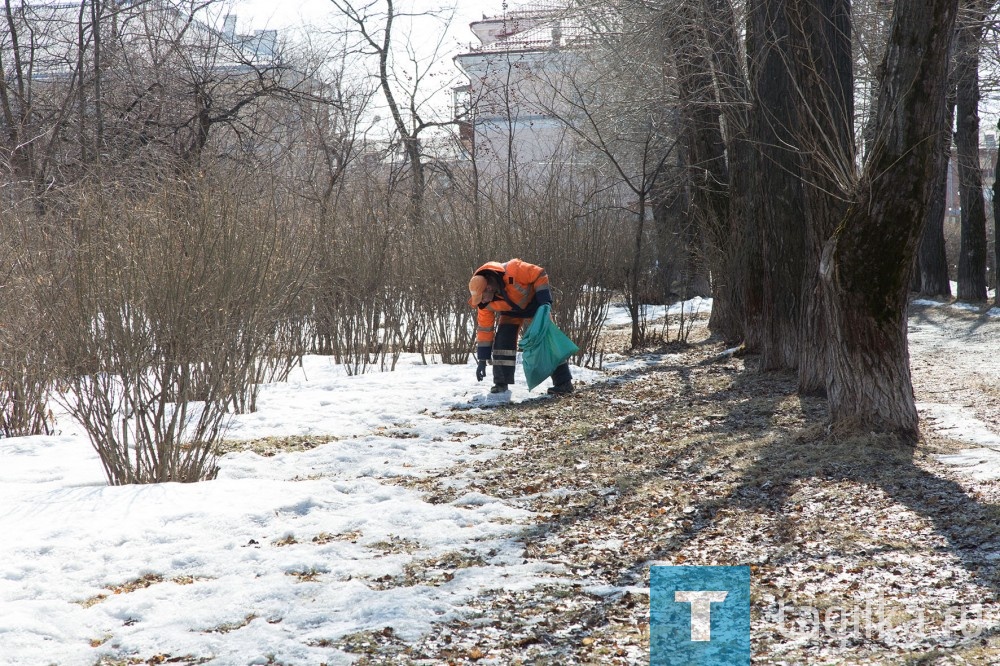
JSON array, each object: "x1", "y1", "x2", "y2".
[{"x1": 476, "y1": 360, "x2": 488, "y2": 382}]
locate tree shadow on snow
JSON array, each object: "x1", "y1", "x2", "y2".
[{"x1": 592, "y1": 354, "x2": 1000, "y2": 607}]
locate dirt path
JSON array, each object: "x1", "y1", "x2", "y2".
[
  {"x1": 909, "y1": 302, "x2": 1000, "y2": 441},
  {"x1": 347, "y1": 304, "x2": 1000, "y2": 665}
]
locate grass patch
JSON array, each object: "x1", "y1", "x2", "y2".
[{"x1": 216, "y1": 434, "x2": 339, "y2": 457}]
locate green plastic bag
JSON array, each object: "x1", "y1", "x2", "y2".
[{"x1": 520, "y1": 304, "x2": 579, "y2": 391}]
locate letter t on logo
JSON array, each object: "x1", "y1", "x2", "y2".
[{"x1": 674, "y1": 591, "x2": 729, "y2": 641}]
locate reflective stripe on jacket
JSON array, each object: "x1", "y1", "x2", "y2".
[{"x1": 472, "y1": 258, "x2": 553, "y2": 360}]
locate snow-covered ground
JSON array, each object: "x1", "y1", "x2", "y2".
[
  {"x1": 0, "y1": 349, "x2": 609, "y2": 664},
  {"x1": 0, "y1": 296, "x2": 996, "y2": 664},
  {"x1": 909, "y1": 290, "x2": 1000, "y2": 481}
]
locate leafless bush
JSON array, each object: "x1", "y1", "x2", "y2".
[
  {"x1": 39, "y1": 174, "x2": 311, "y2": 484},
  {"x1": 406, "y1": 193, "x2": 482, "y2": 364},
  {"x1": 644, "y1": 297, "x2": 705, "y2": 346},
  {"x1": 162, "y1": 183, "x2": 314, "y2": 413},
  {"x1": 301, "y1": 156, "x2": 636, "y2": 372},
  {"x1": 0, "y1": 218, "x2": 56, "y2": 436},
  {"x1": 495, "y1": 174, "x2": 634, "y2": 367},
  {"x1": 671, "y1": 300, "x2": 701, "y2": 343},
  {"x1": 309, "y1": 183, "x2": 404, "y2": 374},
  {"x1": 305, "y1": 169, "x2": 480, "y2": 370}
]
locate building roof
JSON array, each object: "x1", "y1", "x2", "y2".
[
  {"x1": 6, "y1": 0, "x2": 278, "y2": 82},
  {"x1": 461, "y1": 3, "x2": 593, "y2": 56}
]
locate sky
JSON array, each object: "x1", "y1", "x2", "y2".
[
  {"x1": 3, "y1": 295, "x2": 999, "y2": 664},
  {"x1": 232, "y1": 0, "x2": 509, "y2": 50},
  {"x1": 223, "y1": 1, "x2": 1000, "y2": 135},
  {"x1": 228, "y1": 0, "x2": 514, "y2": 125}
]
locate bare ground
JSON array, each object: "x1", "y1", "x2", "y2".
[{"x1": 342, "y1": 301, "x2": 1000, "y2": 665}]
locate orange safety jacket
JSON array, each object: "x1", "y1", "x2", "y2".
[{"x1": 471, "y1": 259, "x2": 553, "y2": 361}]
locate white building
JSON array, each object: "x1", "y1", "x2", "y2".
[{"x1": 453, "y1": 4, "x2": 588, "y2": 186}]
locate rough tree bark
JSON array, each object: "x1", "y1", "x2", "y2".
[
  {"x1": 918, "y1": 142, "x2": 955, "y2": 298},
  {"x1": 786, "y1": 0, "x2": 854, "y2": 395},
  {"x1": 650, "y1": 153, "x2": 711, "y2": 302},
  {"x1": 955, "y1": 3, "x2": 990, "y2": 302},
  {"x1": 914, "y1": 100, "x2": 955, "y2": 298},
  {"x1": 700, "y1": 0, "x2": 757, "y2": 347},
  {"x1": 820, "y1": 0, "x2": 959, "y2": 441},
  {"x1": 917, "y1": 48, "x2": 956, "y2": 299},
  {"x1": 995, "y1": 120, "x2": 1000, "y2": 306},
  {"x1": 668, "y1": 2, "x2": 737, "y2": 340},
  {"x1": 746, "y1": 0, "x2": 807, "y2": 371}
]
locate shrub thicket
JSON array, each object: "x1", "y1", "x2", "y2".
[{"x1": 1, "y1": 152, "x2": 670, "y2": 485}]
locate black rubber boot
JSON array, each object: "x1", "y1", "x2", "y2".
[{"x1": 547, "y1": 381, "x2": 574, "y2": 395}]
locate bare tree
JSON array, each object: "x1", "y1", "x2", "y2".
[
  {"x1": 666, "y1": 0, "x2": 737, "y2": 345},
  {"x1": 785, "y1": 0, "x2": 854, "y2": 395},
  {"x1": 604, "y1": 0, "x2": 956, "y2": 437},
  {"x1": 916, "y1": 101, "x2": 955, "y2": 299},
  {"x1": 954, "y1": 0, "x2": 993, "y2": 302},
  {"x1": 699, "y1": 0, "x2": 756, "y2": 345},
  {"x1": 745, "y1": 0, "x2": 808, "y2": 371},
  {"x1": 105, "y1": 2, "x2": 323, "y2": 171},
  {"x1": 519, "y1": 5, "x2": 679, "y2": 347},
  {"x1": 0, "y1": 0, "x2": 330, "y2": 206},
  {"x1": 1, "y1": 0, "x2": 91, "y2": 203},
  {"x1": 915, "y1": 6, "x2": 955, "y2": 300},
  {"x1": 820, "y1": 0, "x2": 959, "y2": 440},
  {"x1": 277, "y1": 41, "x2": 376, "y2": 219},
  {"x1": 327, "y1": 0, "x2": 459, "y2": 224}
]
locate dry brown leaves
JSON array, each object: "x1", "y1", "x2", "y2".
[{"x1": 369, "y1": 312, "x2": 1000, "y2": 665}]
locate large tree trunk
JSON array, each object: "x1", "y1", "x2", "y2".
[
  {"x1": 703, "y1": 0, "x2": 755, "y2": 345},
  {"x1": 668, "y1": 2, "x2": 737, "y2": 340},
  {"x1": 785, "y1": 0, "x2": 854, "y2": 395},
  {"x1": 650, "y1": 174, "x2": 683, "y2": 302},
  {"x1": 955, "y1": 6, "x2": 989, "y2": 302},
  {"x1": 995, "y1": 120, "x2": 1000, "y2": 307},
  {"x1": 917, "y1": 59, "x2": 956, "y2": 298},
  {"x1": 747, "y1": 0, "x2": 806, "y2": 371},
  {"x1": 918, "y1": 147, "x2": 955, "y2": 297},
  {"x1": 651, "y1": 161, "x2": 711, "y2": 301},
  {"x1": 820, "y1": 0, "x2": 958, "y2": 442}
]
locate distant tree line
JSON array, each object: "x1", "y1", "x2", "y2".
[
  {"x1": 0, "y1": 0, "x2": 630, "y2": 482},
  {"x1": 0, "y1": 0, "x2": 992, "y2": 484},
  {"x1": 565, "y1": 0, "x2": 982, "y2": 441}
]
